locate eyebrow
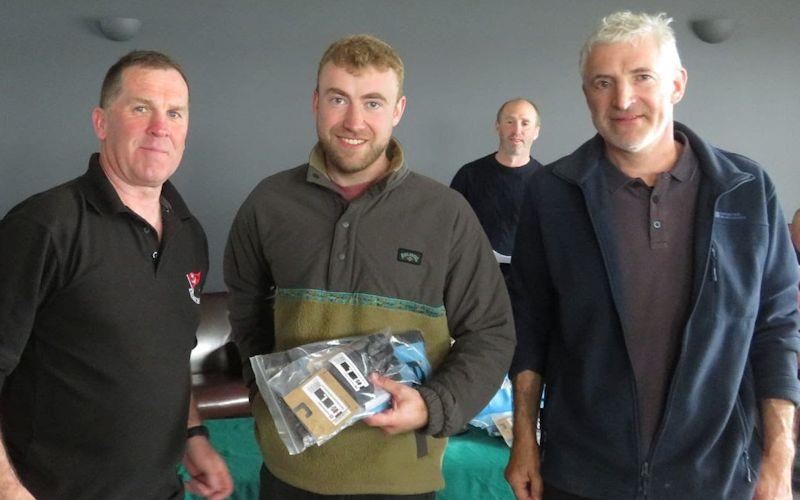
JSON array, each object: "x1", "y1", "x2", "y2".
[
  {"x1": 362, "y1": 92, "x2": 388, "y2": 102},
  {"x1": 130, "y1": 97, "x2": 188, "y2": 112},
  {"x1": 587, "y1": 71, "x2": 613, "y2": 79},
  {"x1": 325, "y1": 87, "x2": 388, "y2": 103}
]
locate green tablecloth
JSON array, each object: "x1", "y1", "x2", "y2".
[
  {"x1": 180, "y1": 418, "x2": 261, "y2": 499},
  {"x1": 180, "y1": 418, "x2": 514, "y2": 499},
  {"x1": 438, "y1": 428, "x2": 514, "y2": 500}
]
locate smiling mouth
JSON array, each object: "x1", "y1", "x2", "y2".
[
  {"x1": 611, "y1": 115, "x2": 643, "y2": 123},
  {"x1": 338, "y1": 137, "x2": 367, "y2": 146}
]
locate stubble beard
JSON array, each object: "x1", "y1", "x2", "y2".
[
  {"x1": 319, "y1": 134, "x2": 389, "y2": 175},
  {"x1": 596, "y1": 106, "x2": 674, "y2": 154},
  {"x1": 596, "y1": 117, "x2": 657, "y2": 154},
  {"x1": 501, "y1": 138, "x2": 528, "y2": 157}
]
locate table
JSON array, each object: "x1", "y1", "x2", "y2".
[{"x1": 180, "y1": 418, "x2": 514, "y2": 499}]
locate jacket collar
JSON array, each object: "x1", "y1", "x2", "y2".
[
  {"x1": 551, "y1": 122, "x2": 757, "y2": 347},
  {"x1": 553, "y1": 122, "x2": 753, "y2": 194},
  {"x1": 550, "y1": 122, "x2": 756, "y2": 342}
]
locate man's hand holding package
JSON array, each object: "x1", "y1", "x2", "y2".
[{"x1": 363, "y1": 373, "x2": 428, "y2": 435}]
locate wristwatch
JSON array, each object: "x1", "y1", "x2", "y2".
[{"x1": 187, "y1": 425, "x2": 210, "y2": 439}]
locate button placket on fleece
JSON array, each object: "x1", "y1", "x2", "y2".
[{"x1": 328, "y1": 202, "x2": 362, "y2": 289}]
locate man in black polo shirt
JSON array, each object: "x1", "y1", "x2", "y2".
[
  {"x1": 450, "y1": 98, "x2": 542, "y2": 284},
  {"x1": 0, "y1": 51, "x2": 232, "y2": 499},
  {"x1": 506, "y1": 11, "x2": 799, "y2": 500}
]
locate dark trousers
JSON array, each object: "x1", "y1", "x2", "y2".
[
  {"x1": 543, "y1": 482, "x2": 593, "y2": 500},
  {"x1": 259, "y1": 464, "x2": 436, "y2": 500}
]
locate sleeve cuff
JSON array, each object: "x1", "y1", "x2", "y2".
[
  {"x1": 416, "y1": 385, "x2": 444, "y2": 436},
  {"x1": 756, "y1": 375, "x2": 800, "y2": 407}
]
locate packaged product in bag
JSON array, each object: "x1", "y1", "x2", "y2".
[{"x1": 251, "y1": 330, "x2": 429, "y2": 454}]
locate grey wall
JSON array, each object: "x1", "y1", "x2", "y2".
[{"x1": 2, "y1": 0, "x2": 798, "y2": 291}]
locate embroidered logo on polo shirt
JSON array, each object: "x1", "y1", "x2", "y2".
[
  {"x1": 186, "y1": 272, "x2": 202, "y2": 304},
  {"x1": 397, "y1": 248, "x2": 423, "y2": 266}
]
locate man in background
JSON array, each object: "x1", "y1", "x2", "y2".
[{"x1": 451, "y1": 98, "x2": 542, "y2": 283}]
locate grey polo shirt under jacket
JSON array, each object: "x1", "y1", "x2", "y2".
[{"x1": 602, "y1": 132, "x2": 701, "y2": 456}]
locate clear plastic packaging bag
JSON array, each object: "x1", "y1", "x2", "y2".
[
  {"x1": 251, "y1": 330, "x2": 429, "y2": 455},
  {"x1": 492, "y1": 411, "x2": 513, "y2": 447},
  {"x1": 469, "y1": 375, "x2": 513, "y2": 436}
]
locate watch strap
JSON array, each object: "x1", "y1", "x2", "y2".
[{"x1": 187, "y1": 425, "x2": 210, "y2": 440}]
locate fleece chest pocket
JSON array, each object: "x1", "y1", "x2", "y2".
[{"x1": 709, "y1": 221, "x2": 768, "y2": 319}]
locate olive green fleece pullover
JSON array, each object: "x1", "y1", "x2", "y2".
[{"x1": 224, "y1": 139, "x2": 515, "y2": 494}]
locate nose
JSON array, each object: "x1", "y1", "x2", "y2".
[
  {"x1": 511, "y1": 122, "x2": 523, "y2": 134},
  {"x1": 342, "y1": 104, "x2": 365, "y2": 131},
  {"x1": 147, "y1": 111, "x2": 169, "y2": 137},
  {"x1": 613, "y1": 82, "x2": 636, "y2": 110}
]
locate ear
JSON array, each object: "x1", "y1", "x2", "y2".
[
  {"x1": 312, "y1": 89, "x2": 320, "y2": 116},
  {"x1": 671, "y1": 67, "x2": 688, "y2": 104},
  {"x1": 91, "y1": 107, "x2": 107, "y2": 141},
  {"x1": 392, "y1": 95, "x2": 407, "y2": 127},
  {"x1": 495, "y1": 121, "x2": 501, "y2": 135},
  {"x1": 531, "y1": 125, "x2": 541, "y2": 142}
]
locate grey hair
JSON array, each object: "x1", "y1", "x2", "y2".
[{"x1": 579, "y1": 11, "x2": 682, "y2": 76}]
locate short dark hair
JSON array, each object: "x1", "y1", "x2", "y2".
[
  {"x1": 496, "y1": 98, "x2": 541, "y2": 127},
  {"x1": 99, "y1": 50, "x2": 189, "y2": 108}
]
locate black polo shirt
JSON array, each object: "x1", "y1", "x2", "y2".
[{"x1": 0, "y1": 154, "x2": 208, "y2": 499}]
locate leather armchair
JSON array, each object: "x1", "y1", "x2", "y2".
[{"x1": 191, "y1": 292, "x2": 251, "y2": 419}]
